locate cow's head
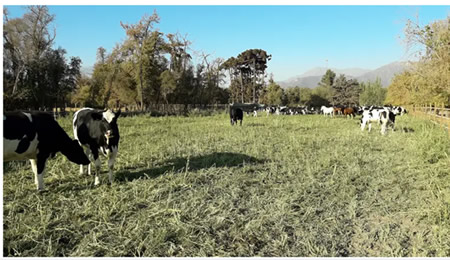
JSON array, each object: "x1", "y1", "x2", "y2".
[
  {"x1": 61, "y1": 140, "x2": 91, "y2": 165},
  {"x1": 101, "y1": 109, "x2": 121, "y2": 146}
]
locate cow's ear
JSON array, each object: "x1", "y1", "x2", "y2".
[{"x1": 115, "y1": 109, "x2": 121, "y2": 118}]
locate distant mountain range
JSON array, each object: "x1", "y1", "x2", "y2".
[{"x1": 278, "y1": 61, "x2": 409, "y2": 88}]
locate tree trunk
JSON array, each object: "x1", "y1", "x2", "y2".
[
  {"x1": 12, "y1": 65, "x2": 25, "y2": 95},
  {"x1": 239, "y1": 72, "x2": 244, "y2": 103}
]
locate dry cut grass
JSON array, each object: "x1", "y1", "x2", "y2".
[{"x1": 3, "y1": 113, "x2": 450, "y2": 256}]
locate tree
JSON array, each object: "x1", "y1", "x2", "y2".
[
  {"x1": 221, "y1": 49, "x2": 271, "y2": 103},
  {"x1": 120, "y1": 10, "x2": 161, "y2": 109},
  {"x1": 260, "y1": 79, "x2": 284, "y2": 105},
  {"x1": 159, "y1": 70, "x2": 176, "y2": 104},
  {"x1": 299, "y1": 87, "x2": 313, "y2": 105},
  {"x1": 387, "y1": 16, "x2": 450, "y2": 105},
  {"x1": 331, "y1": 74, "x2": 360, "y2": 106},
  {"x1": 385, "y1": 71, "x2": 415, "y2": 105},
  {"x1": 319, "y1": 69, "x2": 336, "y2": 87},
  {"x1": 3, "y1": 6, "x2": 58, "y2": 109},
  {"x1": 285, "y1": 87, "x2": 302, "y2": 106},
  {"x1": 359, "y1": 78, "x2": 387, "y2": 106}
]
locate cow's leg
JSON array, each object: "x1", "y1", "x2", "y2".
[
  {"x1": 30, "y1": 159, "x2": 38, "y2": 185},
  {"x1": 91, "y1": 150, "x2": 102, "y2": 186},
  {"x1": 360, "y1": 119, "x2": 366, "y2": 131},
  {"x1": 80, "y1": 147, "x2": 92, "y2": 175},
  {"x1": 35, "y1": 153, "x2": 49, "y2": 191},
  {"x1": 368, "y1": 122, "x2": 372, "y2": 132},
  {"x1": 240, "y1": 119, "x2": 242, "y2": 126},
  {"x1": 381, "y1": 121, "x2": 387, "y2": 135},
  {"x1": 107, "y1": 146, "x2": 118, "y2": 184}
]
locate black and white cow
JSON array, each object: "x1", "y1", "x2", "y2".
[
  {"x1": 392, "y1": 106, "x2": 407, "y2": 116},
  {"x1": 3, "y1": 111, "x2": 90, "y2": 190},
  {"x1": 73, "y1": 108, "x2": 121, "y2": 185},
  {"x1": 360, "y1": 108, "x2": 396, "y2": 135},
  {"x1": 379, "y1": 110, "x2": 396, "y2": 135},
  {"x1": 230, "y1": 107, "x2": 243, "y2": 126},
  {"x1": 266, "y1": 106, "x2": 276, "y2": 116}
]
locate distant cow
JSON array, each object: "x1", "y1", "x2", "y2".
[
  {"x1": 343, "y1": 107, "x2": 356, "y2": 118},
  {"x1": 334, "y1": 107, "x2": 343, "y2": 116},
  {"x1": 230, "y1": 107, "x2": 243, "y2": 126},
  {"x1": 3, "y1": 111, "x2": 90, "y2": 190},
  {"x1": 392, "y1": 106, "x2": 407, "y2": 116},
  {"x1": 266, "y1": 106, "x2": 276, "y2": 116},
  {"x1": 73, "y1": 108, "x2": 121, "y2": 185}
]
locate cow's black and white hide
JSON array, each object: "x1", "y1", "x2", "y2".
[
  {"x1": 276, "y1": 106, "x2": 288, "y2": 115},
  {"x1": 392, "y1": 106, "x2": 407, "y2": 116},
  {"x1": 360, "y1": 109, "x2": 383, "y2": 132},
  {"x1": 379, "y1": 110, "x2": 396, "y2": 135},
  {"x1": 360, "y1": 108, "x2": 396, "y2": 135},
  {"x1": 73, "y1": 108, "x2": 121, "y2": 185},
  {"x1": 230, "y1": 107, "x2": 243, "y2": 126},
  {"x1": 266, "y1": 106, "x2": 276, "y2": 116},
  {"x1": 3, "y1": 111, "x2": 90, "y2": 190}
]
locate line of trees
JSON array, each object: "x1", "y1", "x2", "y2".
[
  {"x1": 6, "y1": 6, "x2": 444, "y2": 111},
  {"x1": 3, "y1": 7, "x2": 232, "y2": 111},
  {"x1": 259, "y1": 69, "x2": 386, "y2": 107},
  {"x1": 3, "y1": 6, "x2": 81, "y2": 110}
]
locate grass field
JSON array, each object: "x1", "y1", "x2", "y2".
[{"x1": 3, "y1": 112, "x2": 450, "y2": 257}]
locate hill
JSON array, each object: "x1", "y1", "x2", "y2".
[{"x1": 278, "y1": 61, "x2": 409, "y2": 88}]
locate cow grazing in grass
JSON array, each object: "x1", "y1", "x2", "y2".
[
  {"x1": 3, "y1": 111, "x2": 90, "y2": 191},
  {"x1": 73, "y1": 108, "x2": 121, "y2": 185},
  {"x1": 230, "y1": 107, "x2": 243, "y2": 126},
  {"x1": 320, "y1": 106, "x2": 334, "y2": 117}
]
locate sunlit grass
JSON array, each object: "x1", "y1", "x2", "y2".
[{"x1": 3, "y1": 113, "x2": 450, "y2": 256}]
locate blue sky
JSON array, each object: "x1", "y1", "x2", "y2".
[{"x1": 4, "y1": 5, "x2": 449, "y2": 81}]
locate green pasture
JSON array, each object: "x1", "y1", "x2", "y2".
[{"x1": 3, "y1": 113, "x2": 450, "y2": 256}]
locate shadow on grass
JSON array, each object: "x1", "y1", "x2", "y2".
[
  {"x1": 245, "y1": 123, "x2": 266, "y2": 127},
  {"x1": 398, "y1": 127, "x2": 415, "y2": 133},
  {"x1": 115, "y1": 152, "x2": 265, "y2": 182}
]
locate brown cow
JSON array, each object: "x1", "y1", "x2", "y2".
[
  {"x1": 343, "y1": 107, "x2": 355, "y2": 118},
  {"x1": 333, "y1": 107, "x2": 343, "y2": 116}
]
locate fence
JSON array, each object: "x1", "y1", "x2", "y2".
[{"x1": 410, "y1": 104, "x2": 450, "y2": 136}]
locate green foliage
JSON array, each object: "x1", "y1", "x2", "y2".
[
  {"x1": 222, "y1": 49, "x2": 271, "y2": 103},
  {"x1": 359, "y1": 78, "x2": 387, "y2": 106},
  {"x1": 285, "y1": 87, "x2": 302, "y2": 106},
  {"x1": 3, "y1": 114, "x2": 450, "y2": 256},
  {"x1": 260, "y1": 80, "x2": 284, "y2": 105},
  {"x1": 319, "y1": 69, "x2": 336, "y2": 87},
  {"x1": 299, "y1": 87, "x2": 312, "y2": 105},
  {"x1": 160, "y1": 70, "x2": 177, "y2": 104},
  {"x1": 3, "y1": 6, "x2": 79, "y2": 110},
  {"x1": 387, "y1": 16, "x2": 450, "y2": 106},
  {"x1": 331, "y1": 74, "x2": 360, "y2": 106},
  {"x1": 311, "y1": 85, "x2": 333, "y2": 107}
]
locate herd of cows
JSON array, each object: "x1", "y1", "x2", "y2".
[
  {"x1": 4, "y1": 104, "x2": 407, "y2": 191},
  {"x1": 230, "y1": 104, "x2": 407, "y2": 135}
]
